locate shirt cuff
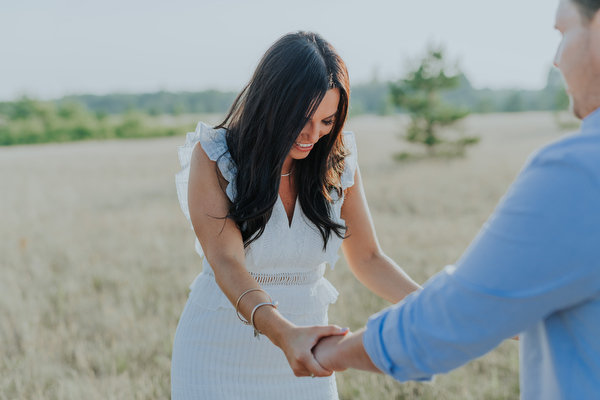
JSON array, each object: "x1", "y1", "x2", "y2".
[{"x1": 363, "y1": 310, "x2": 395, "y2": 374}]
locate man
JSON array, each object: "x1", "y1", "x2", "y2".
[{"x1": 313, "y1": 1, "x2": 600, "y2": 398}]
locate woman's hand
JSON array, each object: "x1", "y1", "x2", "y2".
[{"x1": 272, "y1": 324, "x2": 349, "y2": 377}]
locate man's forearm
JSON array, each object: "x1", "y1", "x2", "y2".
[
  {"x1": 314, "y1": 328, "x2": 382, "y2": 373},
  {"x1": 340, "y1": 329, "x2": 382, "y2": 372}
]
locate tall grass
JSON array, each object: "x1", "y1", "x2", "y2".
[{"x1": 0, "y1": 112, "x2": 574, "y2": 399}]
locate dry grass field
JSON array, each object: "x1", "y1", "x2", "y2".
[{"x1": 0, "y1": 112, "x2": 576, "y2": 400}]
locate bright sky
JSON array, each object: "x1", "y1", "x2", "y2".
[{"x1": 0, "y1": 0, "x2": 561, "y2": 101}]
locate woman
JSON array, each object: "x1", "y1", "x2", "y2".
[{"x1": 172, "y1": 31, "x2": 420, "y2": 399}]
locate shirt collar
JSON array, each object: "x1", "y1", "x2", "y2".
[{"x1": 580, "y1": 107, "x2": 600, "y2": 133}]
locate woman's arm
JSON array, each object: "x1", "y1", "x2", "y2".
[
  {"x1": 188, "y1": 143, "x2": 346, "y2": 377},
  {"x1": 340, "y1": 165, "x2": 420, "y2": 304}
]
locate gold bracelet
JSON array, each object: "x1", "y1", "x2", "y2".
[
  {"x1": 250, "y1": 301, "x2": 279, "y2": 339},
  {"x1": 235, "y1": 288, "x2": 272, "y2": 325}
]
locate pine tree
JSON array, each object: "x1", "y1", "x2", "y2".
[{"x1": 390, "y1": 45, "x2": 478, "y2": 158}]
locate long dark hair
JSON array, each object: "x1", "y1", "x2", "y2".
[{"x1": 215, "y1": 31, "x2": 351, "y2": 249}]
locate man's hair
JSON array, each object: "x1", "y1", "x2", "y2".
[{"x1": 572, "y1": 0, "x2": 600, "y2": 20}]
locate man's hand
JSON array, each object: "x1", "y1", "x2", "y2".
[
  {"x1": 272, "y1": 324, "x2": 349, "y2": 377},
  {"x1": 312, "y1": 328, "x2": 382, "y2": 373},
  {"x1": 313, "y1": 332, "x2": 352, "y2": 372}
]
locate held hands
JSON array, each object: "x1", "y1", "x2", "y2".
[
  {"x1": 312, "y1": 331, "x2": 353, "y2": 372},
  {"x1": 274, "y1": 324, "x2": 349, "y2": 377},
  {"x1": 313, "y1": 328, "x2": 382, "y2": 374}
]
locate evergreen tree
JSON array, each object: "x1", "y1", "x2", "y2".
[{"x1": 390, "y1": 45, "x2": 479, "y2": 158}]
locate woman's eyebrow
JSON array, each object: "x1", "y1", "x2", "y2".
[{"x1": 323, "y1": 112, "x2": 337, "y2": 120}]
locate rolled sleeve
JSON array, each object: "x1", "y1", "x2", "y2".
[
  {"x1": 364, "y1": 300, "x2": 434, "y2": 381},
  {"x1": 363, "y1": 267, "x2": 512, "y2": 382}
]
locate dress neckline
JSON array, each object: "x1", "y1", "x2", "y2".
[{"x1": 276, "y1": 195, "x2": 299, "y2": 228}]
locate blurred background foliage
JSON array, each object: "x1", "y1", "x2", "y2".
[
  {"x1": 0, "y1": 66, "x2": 568, "y2": 146},
  {"x1": 0, "y1": 98, "x2": 183, "y2": 146}
]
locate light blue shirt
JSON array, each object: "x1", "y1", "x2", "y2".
[{"x1": 363, "y1": 108, "x2": 600, "y2": 400}]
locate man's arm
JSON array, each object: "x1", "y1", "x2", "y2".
[{"x1": 315, "y1": 147, "x2": 600, "y2": 380}]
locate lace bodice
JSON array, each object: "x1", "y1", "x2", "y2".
[{"x1": 176, "y1": 122, "x2": 357, "y2": 272}]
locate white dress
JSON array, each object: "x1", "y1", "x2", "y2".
[{"x1": 171, "y1": 122, "x2": 357, "y2": 400}]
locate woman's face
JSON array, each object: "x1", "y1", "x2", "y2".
[{"x1": 285, "y1": 88, "x2": 340, "y2": 164}]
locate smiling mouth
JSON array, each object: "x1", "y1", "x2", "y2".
[{"x1": 294, "y1": 142, "x2": 314, "y2": 151}]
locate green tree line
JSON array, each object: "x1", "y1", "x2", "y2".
[
  {"x1": 351, "y1": 67, "x2": 568, "y2": 115},
  {"x1": 0, "y1": 67, "x2": 568, "y2": 146},
  {"x1": 58, "y1": 90, "x2": 238, "y2": 116},
  {"x1": 4, "y1": 66, "x2": 566, "y2": 118},
  {"x1": 0, "y1": 98, "x2": 190, "y2": 146}
]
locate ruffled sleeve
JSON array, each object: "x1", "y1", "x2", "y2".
[
  {"x1": 175, "y1": 121, "x2": 238, "y2": 257},
  {"x1": 325, "y1": 131, "x2": 359, "y2": 269},
  {"x1": 341, "y1": 131, "x2": 358, "y2": 190}
]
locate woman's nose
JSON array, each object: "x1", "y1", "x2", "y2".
[{"x1": 303, "y1": 122, "x2": 320, "y2": 142}]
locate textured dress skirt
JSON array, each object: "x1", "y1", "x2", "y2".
[
  {"x1": 171, "y1": 267, "x2": 340, "y2": 399},
  {"x1": 171, "y1": 122, "x2": 358, "y2": 399}
]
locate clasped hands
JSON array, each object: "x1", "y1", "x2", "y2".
[
  {"x1": 276, "y1": 324, "x2": 358, "y2": 378},
  {"x1": 311, "y1": 327, "x2": 353, "y2": 376},
  {"x1": 282, "y1": 324, "x2": 519, "y2": 378}
]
